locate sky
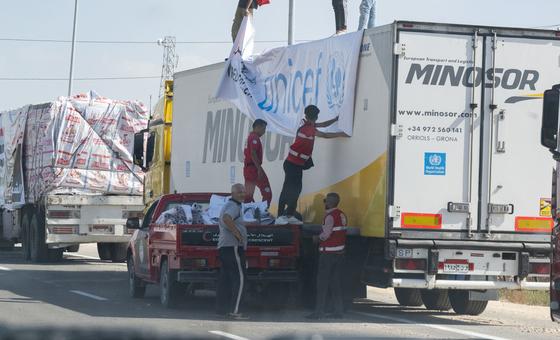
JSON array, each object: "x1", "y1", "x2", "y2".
[{"x1": 1, "y1": 0, "x2": 559, "y2": 111}]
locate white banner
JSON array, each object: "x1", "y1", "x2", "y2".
[{"x1": 216, "y1": 17, "x2": 363, "y2": 137}]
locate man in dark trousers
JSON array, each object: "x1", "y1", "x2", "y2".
[
  {"x1": 216, "y1": 183, "x2": 249, "y2": 320},
  {"x1": 332, "y1": 0, "x2": 348, "y2": 34},
  {"x1": 306, "y1": 192, "x2": 348, "y2": 320},
  {"x1": 243, "y1": 119, "x2": 272, "y2": 206},
  {"x1": 232, "y1": 0, "x2": 258, "y2": 42},
  {"x1": 276, "y1": 105, "x2": 347, "y2": 225}
]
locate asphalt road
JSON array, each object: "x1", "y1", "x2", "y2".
[{"x1": 0, "y1": 244, "x2": 559, "y2": 340}]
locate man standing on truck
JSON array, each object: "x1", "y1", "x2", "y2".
[
  {"x1": 243, "y1": 119, "x2": 272, "y2": 206},
  {"x1": 232, "y1": 0, "x2": 258, "y2": 42},
  {"x1": 276, "y1": 105, "x2": 347, "y2": 224},
  {"x1": 216, "y1": 183, "x2": 249, "y2": 320},
  {"x1": 307, "y1": 192, "x2": 348, "y2": 320}
]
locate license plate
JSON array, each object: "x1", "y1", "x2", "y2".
[
  {"x1": 93, "y1": 225, "x2": 111, "y2": 230},
  {"x1": 396, "y1": 248, "x2": 413, "y2": 258},
  {"x1": 443, "y1": 263, "x2": 469, "y2": 273}
]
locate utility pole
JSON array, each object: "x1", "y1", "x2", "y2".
[
  {"x1": 157, "y1": 36, "x2": 178, "y2": 97},
  {"x1": 67, "y1": 0, "x2": 78, "y2": 96},
  {"x1": 288, "y1": 0, "x2": 294, "y2": 45}
]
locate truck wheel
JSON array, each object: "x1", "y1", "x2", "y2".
[
  {"x1": 127, "y1": 255, "x2": 146, "y2": 298},
  {"x1": 421, "y1": 289, "x2": 452, "y2": 311},
  {"x1": 110, "y1": 243, "x2": 128, "y2": 263},
  {"x1": 97, "y1": 243, "x2": 112, "y2": 261},
  {"x1": 66, "y1": 244, "x2": 80, "y2": 253},
  {"x1": 0, "y1": 241, "x2": 15, "y2": 251},
  {"x1": 48, "y1": 249, "x2": 64, "y2": 262},
  {"x1": 449, "y1": 290, "x2": 488, "y2": 315},
  {"x1": 29, "y1": 209, "x2": 48, "y2": 263},
  {"x1": 263, "y1": 282, "x2": 297, "y2": 309},
  {"x1": 160, "y1": 259, "x2": 181, "y2": 308},
  {"x1": 394, "y1": 288, "x2": 423, "y2": 307},
  {"x1": 20, "y1": 210, "x2": 31, "y2": 261}
]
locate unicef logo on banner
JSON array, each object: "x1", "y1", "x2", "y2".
[
  {"x1": 326, "y1": 52, "x2": 347, "y2": 110},
  {"x1": 217, "y1": 26, "x2": 363, "y2": 137}
]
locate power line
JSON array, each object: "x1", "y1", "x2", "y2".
[
  {"x1": 0, "y1": 76, "x2": 159, "y2": 81},
  {"x1": 0, "y1": 37, "x2": 288, "y2": 44}
]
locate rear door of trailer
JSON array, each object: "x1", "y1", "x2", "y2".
[{"x1": 390, "y1": 23, "x2": 558, "y2": 242}]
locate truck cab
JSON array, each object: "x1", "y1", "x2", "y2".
[
  {"x1": 540, "y1": 84, "x2": 560, "y2": 322},
  {"x1": 125, "y1": 193, "x2": 301, "y2": 308}
]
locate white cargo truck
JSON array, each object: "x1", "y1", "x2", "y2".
[
  {"x1": 144, "y1": 22, "x2": 557, "y2": 315},
  {"x1": 0, "y1": 93, "x2": 147, "y2": 262}
]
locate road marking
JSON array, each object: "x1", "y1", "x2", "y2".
[
  {"x1": 66, "y1": 253, "x2": 126, "y2": 265},
  {"x1": 0, "y1": 266, "x2": 12, "y2": 271},
  {"x1": 351, "y1": 311, "x2": 511, "y2": 340},
  {"x1": 69, "y1": 290, "x2": 108, "y2": 301},
  {"x1": 45, "y1": 278, "x2": 126, "y2": 284},
  {"x1": 209, "y1": 330, "x2": 250, "y2": 340}
]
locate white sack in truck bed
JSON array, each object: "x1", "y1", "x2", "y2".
[{"x1": 0, "y1": 91, "x2": 148, "y2": 207}]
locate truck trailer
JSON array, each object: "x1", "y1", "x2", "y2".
[
  {"x1": 136, "y1": 21, "x2": 558, "y2": 315},
  {"x1": 0, "y1": 92, "x2": 147, "y2": 262}
]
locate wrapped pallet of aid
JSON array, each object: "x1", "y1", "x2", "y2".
[
  {"x1": 0, "y1": 91, "x2": 149, "y2": 262},
  {"x1": 18, "y1": 91, "x2": 148, "y2": 201}
]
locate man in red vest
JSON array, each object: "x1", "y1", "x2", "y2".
[
  {"x1": 306, "y1": 192, "x2": 347, "y2": 320},
  {"x1": 243, "y1": 119, "x2": 272, "y2": 206},
  {"x1": 276, "y1": 105, "x2": 347, "y2": 225}
]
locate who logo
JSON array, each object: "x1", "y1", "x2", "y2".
[{"x1": 424, "y1": 152, "x2": 446, "y2": 176}]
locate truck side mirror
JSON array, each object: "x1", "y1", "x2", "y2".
[
  {"x1": 133, "y1": 129, "x2": 147, "y2": 168},
  {"x1": 146, "y1": 133, "x2": 155, "y2": 168},
  {"x1": 126, "y1": 217, "x2": 141, "y2": 230},
  {"x1": 541, "y1": 86, "x2": 560, "y2": 153}
]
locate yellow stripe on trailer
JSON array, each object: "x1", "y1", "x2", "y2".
[
  {"x1": 515, "y1": 216, "x2": 553, "y2": 232},
  {"x1": 401, "y1": 213, "x2": 442, "y2": 229}
]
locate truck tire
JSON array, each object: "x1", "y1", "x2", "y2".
[
  {"x1": 66, "y1": 244, "x2": 80, "y2": 253},
  {"x1": 110, "y1": 243, "x2": 128, "y2": 263},
  {"x1": 48, "y1": 249, "x2": 64, "y2": 262},
  {"x1": 160, "y1": 259, "x2": 182, "y2": 308},
  {"x1": 262, "y1": 282, "x2": 298, "y2": 309},
  {"x1": 127, "y1": 255, "x2": 146, "y2": 298},
  {"x1": 97, "y1": 243, "x2": 112, "y2": 261},
  {"x1": 421, "y1": 289, "x2": 452, "y2": 311},
  {"x1": 394, "y1": 288, "x2": 423, "y2": 307},
  {"x1": 20, "y1": 209, "x2": 31, "y2": 261},
  {"x1": 0, "y1": 241, "x2": 15, "y2": 251},
  {"x1": 449, "y1": 290, "x2": 488, "y2": 315},
  {"x1": 29, "y1": 208, "x2": 49, "y2": 263}
]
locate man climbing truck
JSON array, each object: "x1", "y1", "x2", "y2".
[{"x1": 135, "y1": 21, "x2": 558, "y2": 315}]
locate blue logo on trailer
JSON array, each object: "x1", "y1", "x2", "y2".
[{"x1": 424, "y1": 152, "x2": 446, "y2": 176}]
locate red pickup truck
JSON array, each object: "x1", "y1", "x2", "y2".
[{"x1": 125, "y1": 193, "x2": 301, "y2": 308}]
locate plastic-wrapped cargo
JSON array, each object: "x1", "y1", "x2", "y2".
[{"x1": 0, "y1": 91, "x2": 148, "y2": 207}]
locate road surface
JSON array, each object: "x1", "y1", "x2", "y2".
[{"x1": 0, "y1": 244, "x2": 559, "y2": 339}]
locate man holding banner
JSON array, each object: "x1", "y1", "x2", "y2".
[
  {"x1": 232, "y1": 0, "x2": 258, "y2": 42},
  {"x1": 276, "y1": 105, "x2": 347, "y2": 225}
]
